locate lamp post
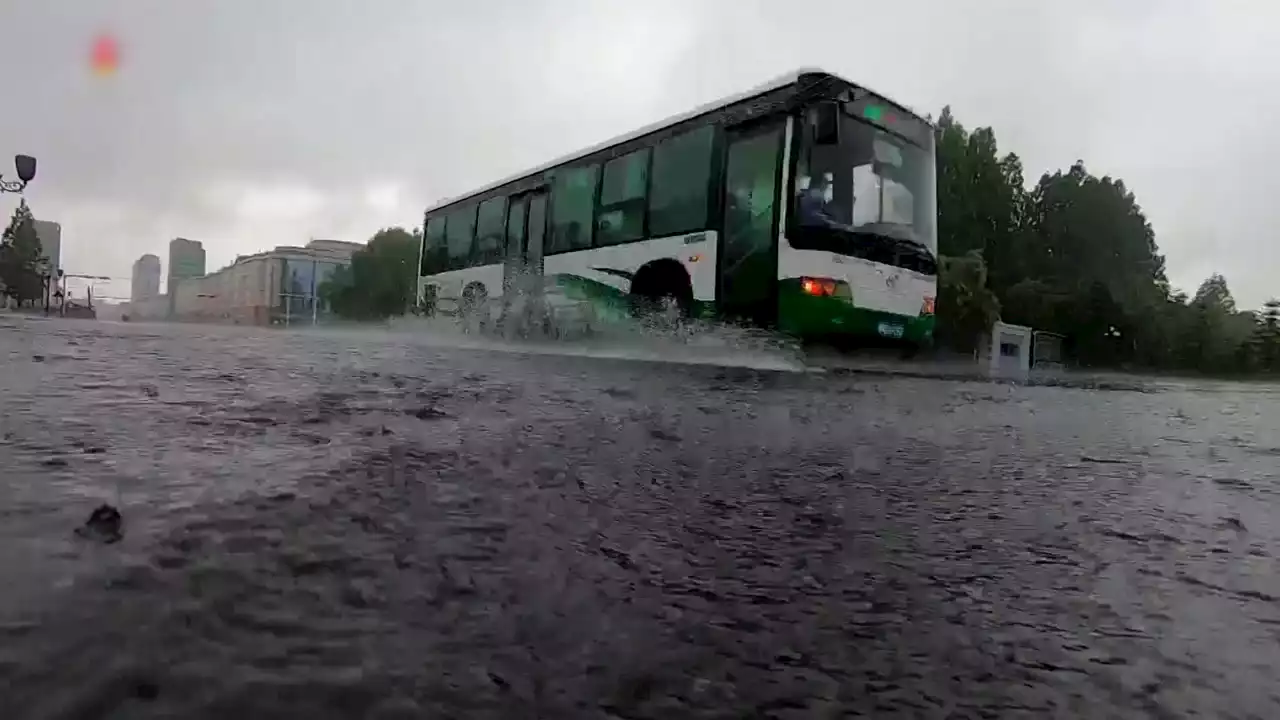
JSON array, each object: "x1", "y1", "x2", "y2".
[
  {"x1": 42, "y1": 269, "x2": 64, "y2": 315},
  {"x1": 0, "y1": 155, "x2": 37, "y2": 194}
]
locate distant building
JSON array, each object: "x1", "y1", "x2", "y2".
[
  {"x1": 32, "y1": 220, "x2": 60, "y2": 273},
  {"x1": 166, "y1": 238, "x2": 206, "y2": 318},
  {"x1": 126, "y1": 294, "x2": 170, "y2": 322},
  {"x1": 170, "y1": 238, "x2": 360, "y2": 325},
  {"x1": 166, "y1": 237, "x2": 206, "y2": 293},
  {"x1": 32, "y1": 219, "x2": 62, "y2": 308},
  {"x1": 304, "y1": 239, "x2": 364, "y2": 255},
  {"x1": 130, "y1": 254, "x2": 162, "y2": 302}
]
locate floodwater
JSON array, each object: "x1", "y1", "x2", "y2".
[{"x1": 1, "y1": 316, "x2": 1278, "y2": 719}]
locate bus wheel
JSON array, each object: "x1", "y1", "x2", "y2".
[
  {"x1": 460, "y1": 284, "x2": 489, "y2": 331},
  {"x1": 900, "y1": 335, "x2": 932, "y2": 361},
  {"x1": 630, "y1": 261, "x2": 693, "y2": 325},
  {"x1": 420, "y1": 287, "x2": 438, "y2": 317}
]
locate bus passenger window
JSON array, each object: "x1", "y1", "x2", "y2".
[
  {"x1": 475, "y1": 196, "x2": 507, "y2": 265},
  {"x1": 445, "y1": 204, "x2": 478, "y2": 270},
  {"x1": 422, "y1": 216, "x2": 447, "y2": 275},
  {"x1": 596, "y1": 148, "x2": 649, "y2": 246},
  {"x1": 550, "y1": 164, "x2": 599, "y2": 254},
  {"x1": 648, "y1": 125, "x2": 714, "y2": 237}
]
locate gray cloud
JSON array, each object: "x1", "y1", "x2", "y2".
[{"x1": 0, "y1": 0, "x2": 1275, "y2": 306}]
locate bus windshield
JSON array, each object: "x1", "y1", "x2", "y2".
[{"x1": 792, "y1": 109, "x2": 938, "y2": 274}]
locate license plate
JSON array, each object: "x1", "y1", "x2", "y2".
[{"x1": 877, "y1": 322, "x2": 905, "y2": 339}]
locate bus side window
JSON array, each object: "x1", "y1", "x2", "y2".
[
  {"x1": 475, "y1": 196, "x2": 507, "y2": 266},
  {"x1": 549, "y1": 163, "x2": 600, "y2": 254},
  {"x1": 596, "y1": 147, "x2": 649, "y2": 246},
  {"x1": 422, "y1": 216, "x2": 447, "y2": 275},
  {"x1": 445, "y1": 204, "x2": 478, "y2": 271},
  {"x1": 648, "y1": 125, "x2": 715, "y2": 237}
]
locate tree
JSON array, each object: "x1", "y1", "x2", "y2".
[
  {"x1": 936, "y1": 250, "x2": 1001, "y2": 353},
  {"x1": 1252, "y1": 299, "x2": 1280, "y2": 372},
  {"x1": 931, "y1": 105, "x2": 1274, "y2": 376},
  {"x1": 1024, "y1": 163, "x2": 1167, "y2": 314},
  {"x1": 1191, "y1": 273, "x2": 1235, "y2": 314},
  {"x1": 937, "y1": 108, "x2": 1177, "y2": 367},
  {"x1": 935, "y1": 107, "x2": 1028, "y2": 292},
  {"x1": 0, "y1": 201, "x2": 48, "y2": 307},
  {"x1": 318, "y1": 226, "x2": 421, "y2": 320}
]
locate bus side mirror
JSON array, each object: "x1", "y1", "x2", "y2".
[{"x1": 813, "y1": 102, "x2": 840, "y2": 145}]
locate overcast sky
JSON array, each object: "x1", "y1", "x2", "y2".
[{"x1": 0, "y1": 0, "x2": 1275, "y2": 306}]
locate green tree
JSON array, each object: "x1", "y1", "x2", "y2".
[
  {"x1": 318, "y1": 226, "x2": 421, "y2": 320},
  {"x1": 956, "y1": 143, "x2": 1170, "y2": 366},
  {"x1": 0, "y1": 201, "x2": 48, "y2": 307},
  {"x1": 930, "y1": 106, "x2": 1280, "y2": 376},
  {"x1": 1165, "y1": 274, "x2": 1255, "y2": 373},
  {"x1": 935, "y1": 107, "x2": 1028, "y2": 292},
  {"x1": 1025, "y1": 163, "x2": 1168, "y2": 311},
  {"x1": 1192, "y1": 273, "x2": 1235, "y2": 313},
  {"x1": 1252, "y1": 299, "x2": 1280, "y2": 372},
  {"x1": 936, "y1": 250, "x2": 1001, "y2": 353}
]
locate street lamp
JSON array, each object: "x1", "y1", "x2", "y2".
[{"x1": 0, "y1": 155, "x2": 37, "y2": 194}]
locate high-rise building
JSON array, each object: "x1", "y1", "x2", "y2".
[
  {"x1": 31, "y1": 219, "x2": 62, "y2": 308},
  {"x1": 31, "y1": 219, "x2": 61, "y2": 275},
  {"x1": 166, "y1": 237, "x2": 206, "y2": 293},
  {"x1": 131, "y1": 254, "x2": 162, "y2": 302}
]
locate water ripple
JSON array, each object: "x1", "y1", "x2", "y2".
[{"x1": 0, "y1": 318, "x2": 1277, "y2": 718}]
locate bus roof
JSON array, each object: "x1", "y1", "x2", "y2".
[{"x1": 424, "y1": 67, "x2": 928, "y2": 215}]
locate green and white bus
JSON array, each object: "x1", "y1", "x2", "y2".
[{"x1": 418, "y1": 67, "x2": 938, "y2": 348}]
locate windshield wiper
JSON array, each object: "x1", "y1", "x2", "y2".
[
  {"x1": 841, "y1": 229, "x2": 932, "y2": 257},
  {"x1": 845, "y1": 229, "x2": 938, "y2": 274},
  {"x1": 795, "y1": 225, "x2": 937, "y2": 271},
  {"x1": 892, "y1": 235, "x2": 935, "y2": 260},
  {"x1": 851, "y1": 223, "x2": 935, "y2": 259}
]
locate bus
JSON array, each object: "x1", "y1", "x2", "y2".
[{"x1": 417, "y1": 67, "x2": 938, "y2": 349}]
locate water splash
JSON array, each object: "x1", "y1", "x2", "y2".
[{"x1": 387, "y1": 288, "x2": 806, "y2": 373}]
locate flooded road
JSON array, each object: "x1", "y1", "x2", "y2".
[{"x1": 1, "y1": 317, "x2": 1278, "y2": 719}]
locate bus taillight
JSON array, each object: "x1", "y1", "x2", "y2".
[
  {"x1": 921, "y1": 296, "x2": 936, "y2": 315},
  {"x1": 801, "y1": 277, "x2": 838, "y2": 297}
]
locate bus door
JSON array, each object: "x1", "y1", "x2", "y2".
[
  {"x1": 719, "y1": 119, "x2": 785, "y2": 326},
  {"x1": 504, "y1": 189, "x2": 548, "y2": 296}
]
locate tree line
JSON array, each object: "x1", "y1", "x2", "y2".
[
  {"x1": 932, "y1": 106, "x2": 1278, "y2": 375},
  {"x1": 0, "y1": 200, "x2": 51, "y2": 307}
]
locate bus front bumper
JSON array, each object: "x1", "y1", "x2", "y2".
[{"x1": 777, "y1": 282, "x2": 935, "y2": 346}]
